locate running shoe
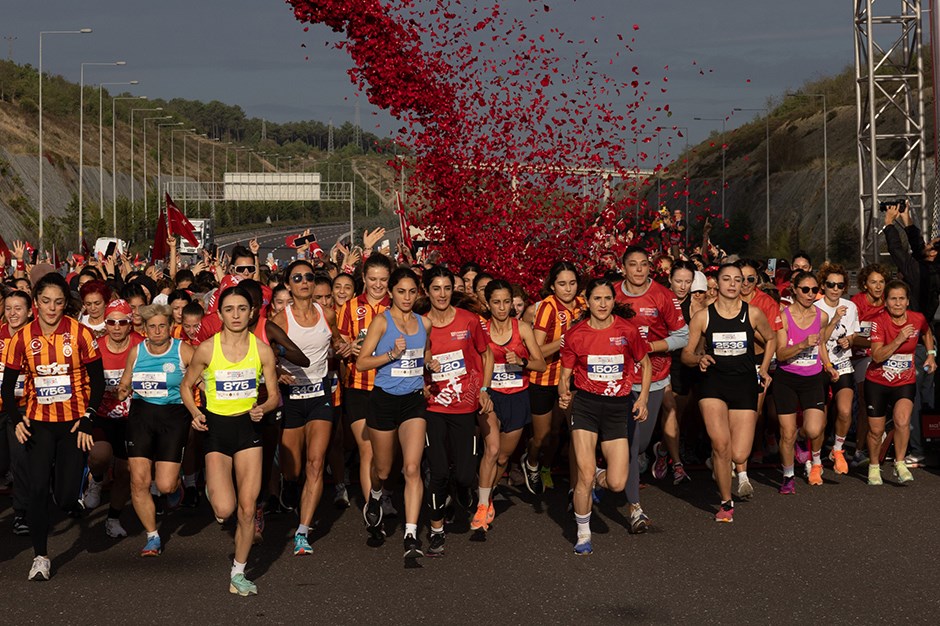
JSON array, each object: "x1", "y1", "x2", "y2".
[
  {"x1": 831, "y1": 449, "x2": 849, "y2": 475},
  {"x1": 778, "y1": 476, "x2": 796, "y2": 495},
  {"x1": 904, "y1": 454, "x2": 924, "y2": 468},
  {"x1": 521, "y1": 452, "x2": 543, "y2": 495},
  {"x1": 637, "y1": 452, "x2": 649, "y2": 475},
  {"x1": 334, "y1": 484, "x2": 350, "y2": 509},
  {"x1": 105, "y1": 518, "x2": 127, "y2": 538},
  {"x1": 808, "y1": 463, "x2": 823, "y2": 486},
  {"x1": 28, "y1": 556, "x2": 50, "y2": 581},
  {"x1": 651, "y1": 442, "x2": 669, "y2": 480},
  {"x1": 82, "y1": 475, "x2": 102, "y2": 510},
  {"x1": 592, "y1": 485, "x2": 604, "y2": 504},
  {"x1": 540, "y1": 466, "x2": 554, "y2": 490},
  {"x1": 867, "y1": 465, "x2": 883, "y2": 486},
  {"x1": 140, "y1": 534, "x2": 162, "y2": 557},
  {"x1": 894, "y1": 461, "x2": 914, "y2": 484},
  {"x1": 566, "y1": 489, "x2": 574, "y2": 513},
  {"x1": 229, "y1": 573, "x2": 258, "y2": 596},
  {"x1": 13, "y1": 515, "x2": 29, "y2": 536},
  {"x1": 380, "y1": 494, "x2": 398, "y2": 518},
  {"x1": 714, "y1": 501, "x2": 734, "y2": 523},
  {"x1": 403, "y1": 534, "x2": 424, "y2": 558},
  {"x1": 362, "y1": 497, "x2": 383, "y2": 531},
  {"x1": 152, "y1": 493, "x2": 165, "y2": 517},
  {"x1": 427, "y1": 531, "x2": 445, "y2": 557},
  {"x1": 672, "y1": 463, "x2": 691, "y2": 485},
  {"x1": 470, "y1": 504, "x2": 489, "y2": 531},
  {"x1": 736, "y1": 476, "x2": 754, "y2": 499},
  {"x1": 444, "y1": 495, "x2": 456, "y2": 525},
  {"x1": 794, "y1": 439, "x2": 810, "y2": 466},
  {"x1": 573, "y1": 534, "x2": 593, "y2": 555},
  {"x1": 181, "y1": 485, "x2": 200, "y2": 508},
  {"x1": 166, "y1": 484, "x2": 184, "y2": 511},
  {"x1": 628, "y1": 505, "x2": 650, "y2": 534},
  {"x1": 293, "y1": 533, "x2": 313, "y2": 556},
  {"x1": 850, "y1": 450, "x2": 869, "y2": 469},
  {"x1": 279, "y1": 479, "x2": 299, "y2": 512},
  {"x1": 486, "y1": 501, "x2": 495, "y2": 526}
]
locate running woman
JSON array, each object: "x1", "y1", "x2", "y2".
[
  {"x1": 559, "y1": 277, "x2": 651, "y2": 555},
  {"x1": 1, "y1": 290, "x2": 32, "y2": 536},
  {"x1": 355, "y1": 267, "x2": 434, "y2": 559},
  {"x1": 271, "y1": 261, "x2": 351, "y2": 556},
  {"x1": 525, "y1": 261, "x2": 584, "y2": 494},
  {"x1": 117, "y1": 304, "x2": 194, "y2": 556},
  {"x1": 85, "y1": 300, "x2": 141, "y2": 539},
  {"x1": 421, "y1": 266, "x2": 493, "y2": 555},
  {"x1": 477, "y1": 279, "x2": 546, "y2": 535},
  {"x1": 864, "y1": 281, "x2": 936, "y2": 485},
  {"x1": 774, "y1": 271, "x2": 837, "y2": 493},
  {"x1": 814, "y1": 264, "x2": 859, "y2": 475},
  {"x1": 3, "y1": 272, "x2": 105, "y2": 581},
  {"x1": 682, "y1": 264, "x2": 775, "y2": 521},
  {"x1": 615, "y1": 246, "x2": 688, "y2": 533},
  {"x1": 850, "y1": 264, "x2": 887, "y2": 467},
  {"x1": 181, "y1": 285, "x2": 280, "y2": 596},
  {"x1": 79, "y1": 280, "x2": 112, "y2": 339}
]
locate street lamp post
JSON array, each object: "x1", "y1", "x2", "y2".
[
  {"x1": 673, "y1": 126, "x2": 691, "y2": 248},
  {"x1": 99, "y1": 80, "x2": 138, "y2": 219},
  {"x1": 111, "y1": 94, "x2": 146, "y2": 237},
  {"x1": 170, "y1": 127, "x2": 194, "y2": 198},
  {"x1": 786, "y1": 92, "x2": 829, "y2": 258},
  {"x1": 142, "y1": 115, "x2": 171, "y2": 234},
  {"x1": 39, "y1": 27, "x2": 91, "y2": 253},
  {"x1": 80, "y1": 60, "x2": 125, "y2": 249},
  {"x1": 131, "y1": 107, "x2": 162, "y2": 217},
  {"x1": 693, "y1": 116, "x2": 728, "y2": 220},
  {"x1": 733, "y1": 107, "x2": 771, "y2": 248},
  {"x1": 158, "y1": 122, "x2": 184, "y2": 206}
]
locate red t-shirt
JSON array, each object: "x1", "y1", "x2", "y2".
[
  {"x1": 866, "y1": 310, "x2": 928, "y2": 387},
  {"x1": 560, "y1": 316, "x2": 649, "y2": 397},
  {"x1": 0, "y1": 324, "x2": 27, "y2": 409},
  {"x1": 614, "y1": 279, "x2": 685, "y2": 383},
  {"x1": 746, "y1": 289, "x2": 783, "y2": 332},
  {"x1": 851, "y1": 292, "x2": 885, "y2": 359},
  {"x1": 99, "y1": 335, "x2": 142, "y2": 418},
  {"x1": 485, "y1": 318, "x2": 530, "y2": 395},
  {"x1": 195, "y1": 311, "x2": 223, "y2": 344},
  {"x1": 426, "y1": 308, "x2": 488, "y2": 414}
]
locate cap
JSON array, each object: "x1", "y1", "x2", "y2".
[
  {"x1": 207, "y1": 274, "x2": 244, "y2": 313},
  {"x1": 691, "y1": 271, "x2": 708, "y2": 293},
  {"x1": 106, "y1": 299, "x2": 132, "y2": 318}
]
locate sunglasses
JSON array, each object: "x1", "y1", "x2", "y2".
[
  {"x1": 744, "y1": 276, "x2": 758, "y2": 283},
  {"x1": 798, "y1": 286, "x2": 820, "y2": 295},
  {"x1": 105, "y1": 318, "x2": 132, "y2": 327},
  {"x1": 234, "y1": 265, "x2": 256, "y2": 274},
  {"x1": 290, "y1": 272, "x2": 317, "y2": 284},
  {"x1": 825, "y1": 281, "x2": 845, "y2": 289}
]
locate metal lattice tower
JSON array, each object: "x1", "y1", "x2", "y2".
[
  {"x1": 855, "y1": 0, "x2": 928, "y2": 265},
  {"x1": 328, "y1": 118, "x2": 334, "y2": 154}
]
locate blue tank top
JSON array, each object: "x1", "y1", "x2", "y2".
[
  {"x1": 131, "y1": 339, "x2": 185, "y2": 405},
  {"x1": 373, "y1": 309, "x2": 427, "y2": 396}
]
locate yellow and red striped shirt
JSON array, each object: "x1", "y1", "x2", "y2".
[
  {"x1": 4, "y1": 316, "x2": 100, "y2": 423},
  {"x1": 528, "y1": 294, "x2": 585, "y2": 387},
  {"x1": 338, "y1": 293, "x2": 391, "y2": 391}
]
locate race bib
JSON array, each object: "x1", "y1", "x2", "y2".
[
  {"x1": 391, "y1": 348, "x2": 424, "y2": 378},
  {"x1": 14, "y1": 375, "x2": 24, "y2": 398},
  {"x1": 587, "y1": 354, "x2": 625, "y2": 382},
  {"x1": 290, "y1": 380, "x2": 325, "y2": 400},
  {"x1": 215, "y1": 368, "x2": 257, "y2": 400},
  {"x1": 884, "y1": 353, "x2": 913, "y2": 375},
  {"x1": 713, "y1": 332, "x2": 747, "y2": 357},
  {"x1": 791, "y1": 346, "x2": 819, "y2": 367},
  {"x1": 133, "y1": 371, "x2": 168, "y2": 398},
  {"x1": 431, "y1": 349, "x2": 467, "y2": 382},
  {"x1": 35, "y1": 375, "x2": 73, "y2": 404},
  {"x1": 858, "y1": 322, "x2": 872, "y2": 339},
  {"x1": 104, "y1": 369, "x2": 123, "y2": 391},
  {"x1": 491, "y1": 362, "x2": 524, "y2": 389},
  {"x1": 835, "y1": 357, "x2": 854, "y2": 376}
]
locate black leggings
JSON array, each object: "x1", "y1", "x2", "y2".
[
  {"x1": 26, "y1": 420, "x2": 86, "y2": 556},
  {"x1": 425, "y1": 410, "x2": 477, "y2": 520}
]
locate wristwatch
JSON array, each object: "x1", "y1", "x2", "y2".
[{"x1": 480, "y1": 386, "x2": 490, "y2": 393}]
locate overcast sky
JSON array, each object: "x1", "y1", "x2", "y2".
[{"x1": 7, "y1": 0, "x2": 854, "y2": 154}]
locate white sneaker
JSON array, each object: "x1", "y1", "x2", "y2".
[
  {"x1": 29, "y1": 556, "x2": 50, "y2": 581},
  {"x1": 82, "y1": 476, "x2": 103, "y2": 510},
  {"x1": 380, "y1": 494, "x2": 398, "y2": 518},
  {"x1": 333, "y1": 484, "x2": 350, "y2": 509},
  {"x1": 736, "y1": 477, "x2": 754, "y2": 499},
  {"x1": 105, "y1": 518, "x2": 127, "y2": 538}
]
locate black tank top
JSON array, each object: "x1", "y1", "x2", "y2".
[{"x1": 704, "y1": 301, "x2": 756, "y2": 377}]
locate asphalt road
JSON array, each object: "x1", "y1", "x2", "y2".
[{"x1": 1, "y1": 464, "x2": 938, "y2": 624}]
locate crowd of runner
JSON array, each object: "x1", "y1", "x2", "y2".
[{"x1": 0, "y1": 205, "x2": 937, "y2": 594}]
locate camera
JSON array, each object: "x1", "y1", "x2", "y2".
[{"x1": 878, "y1": 199, "x2": 907, "y2": 213}]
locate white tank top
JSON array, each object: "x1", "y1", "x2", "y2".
[{"x1": 282, "y1": 302, "x2": 332, "y2": 399}]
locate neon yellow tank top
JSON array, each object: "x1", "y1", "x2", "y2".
[{"x1": 203, "y1": 332, "x2": 262, "y2": 416}]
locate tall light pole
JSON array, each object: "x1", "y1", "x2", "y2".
[
  {"x1": 734, "y1": 107, "x2": 771, "y2": 248},
  {"x1": 672, "y1": 126, "x2": 691, "y2": 248},
  {"x1": 111, "y1": 94, "x2": 146, "y2": 236},
  {"x1": 170, "y1": 127, "x2": 194, "y2": 192},
  {"x1": 143, "y1": 115, "x2": 171, "y2": 233},
  {"x1": 158, "y1": 122, "x2": 183, "y2": 208},
  {"x1": 99, "y1": 80, "x2": 138, "y2": 219},
  {"x1": 39, "y1": 27, "x2": 91, "y2": 252},
  {"x1": 693, "y1": 116, "x2": 728, "y2": 220},
  {"x1": 131, "y1": 107, "x2": 162, "y2": 214},
  {"x1": 786, "y1": 92, "x2": 829, "y2": 257},
  {"x1": 80, "y1": 60, "x2": 125, "y2": 249}
]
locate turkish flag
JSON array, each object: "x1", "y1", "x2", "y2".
[
  {"x1": 152, "y1": 209, "x2": 169, "y2": 260},
  {"x1": 0, "y1": 235, "x2": 10, "y2": 260},
  {"x1": 165, "y1": 193, "x2": 199, "y2": 247}
]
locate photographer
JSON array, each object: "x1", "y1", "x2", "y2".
[{"x1": 884, "y1": 201, "x2": 940, "y2": 465}]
